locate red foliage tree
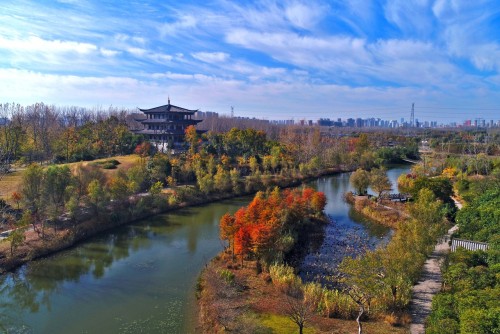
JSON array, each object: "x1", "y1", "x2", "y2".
[
  {"x1": 311, "y1": 192, "x2": 327, "y2": 213},
  {"x1": 221, "y1": 187, "x2": 327, "y2": 266},
  {"x1": 220, "y1": 213, "x2": 237, "y2": 258}
]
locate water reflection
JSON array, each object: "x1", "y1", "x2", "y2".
[
  {"x1": 0, "y1": 167, "x2": 410, "y2": 333},
  {"x1": 297, "y1": 165, "x2": 410, "y2": 286}
]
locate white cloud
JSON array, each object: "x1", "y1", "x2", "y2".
[
  {"x1": 159, "y1": 15, "x2": 197, "y2": 37},
  {"x1": 0, "y1": 35, "x2": 97, "y2": 54},
  {"x1": 284, "y1": 1, "x2": 327, "y2": 30},
  {"x1": 191, "y1": 52, "x2": 230, "y2": 63},
  {"x1": 126, "y1": 47, "x2": 147, "y2": 57},
  {"x1": 226, "y1": 29, "x2": 369, "y2": 67},
  {"x1": 114, "y1": 34, "x2": 146, "y2": 45},
  {"x1": 1, "y1": 68, "x2": 498, "y2": 122},
  {"x1": 100, "y1": 48, "x2": 120, "y2": 57},
  {"x1": 383, "y1": 0, "x2": 435, "y2": 36}
]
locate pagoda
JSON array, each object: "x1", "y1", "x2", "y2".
[{"x1": 134, "y1": 98, "x2": 203, "y2": 152}]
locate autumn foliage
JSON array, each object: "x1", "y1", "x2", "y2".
[{"x1": 220, "y1": 187, "x2": 326, "y2": 265}]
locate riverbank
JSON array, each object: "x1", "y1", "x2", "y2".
[
  {"x1": 197, "y1": 251, "x2": 408, "y2": 334},
  {"x1": 196, "y1": 167, "x2": 416, "y2": 333},
  {"x1": 0, "y1": 166, "x2": 348, "y2": 274},
  {"x1": 347, "y1": 194, "x2": 410, "y2": 228}
]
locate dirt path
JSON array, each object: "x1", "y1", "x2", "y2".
[{"x1": 409, "y1": 197, "x2": 462, "y2": 334}]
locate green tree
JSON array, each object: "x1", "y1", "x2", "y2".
[
  {"x1": 43, "y1": 165, "x2": 72, "y2": 221},
  {"x1": 21, "y1": 164, "x2": 44, "y2": 214},
  {"x1": 87, "y1": 179, "x2": 108, "y2": 215},
  {"x1": 370, "y1": 168, "x2": 392, "y2": 201},
  {"x1": 7, "y1": 228, "x2": 25, "y2": 256},
  {"x1": 149, "y1": 181, "x2": 164, "y2": 208},
  {"x1": 350, "y1": 169, "x2": 370, "y2": 195},
  {"x1": 214, "y1": 165, "x2": 231, "y2": 192},
  {"x1": 339, "y1": 251, "x2": 385, "y2": 334},
  {"x1": 108, "y1": 173, "x2": 134, "y2": 202},
  {"x1": 230, "y1": 168, "x2": 241, "y2": 194}
]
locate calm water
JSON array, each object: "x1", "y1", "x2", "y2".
[
  {"x1": 298, "y1": 165, "x2": 410, "y2": 284},
  {"x1": 0, "y1": 165, "x2": 410, "y2": 333}
]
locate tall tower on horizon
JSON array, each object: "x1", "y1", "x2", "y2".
[{"x1": 410, "y1": 103, "x2": 415, "y2": 127}]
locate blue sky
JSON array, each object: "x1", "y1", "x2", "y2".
[{"x1": 1, "y1": 0, "x2": 499, "y2": 123}]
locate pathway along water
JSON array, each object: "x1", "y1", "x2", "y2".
[{"x1": 0, "y1": 165, "x2": 410, "y2": 333}]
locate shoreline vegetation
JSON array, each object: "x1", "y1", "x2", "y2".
[
  {"x1": 0, "y1": 125, "x2": 420, "y2": 275},
  {"x1": 345, "y1": 193, "x2": 409, "y2": 229},
  {"x1": 0, "y1": 103, "x2": 497, "y2": 332},
  {"x1": 0, "y1": 165, "x2": 348, "y2": 274},
  {"x1": 196, "y1": 165, "x2": 455, "y2": 334}
]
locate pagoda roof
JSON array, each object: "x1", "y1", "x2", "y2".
[
  {"x1": 134, "y1": 129, "x2": 206, "y2": 135},
  {"x1": 139, "y1": 119, "x2": 202, "y2": 124},
  {"x1": 139, "y1": 103, "x2": 198, "y2": 114}
]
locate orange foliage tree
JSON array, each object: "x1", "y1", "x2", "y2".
[{"x1": 219, "y1": 187, "x2": 327, "y2": 266}]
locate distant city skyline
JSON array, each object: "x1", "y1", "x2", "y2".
[
  {"x1": 1, "y1": 1, "x2": 499, "y2": 123},
  {"x1": 198, "y1": 110, "x2": 500, "y2": 128}
]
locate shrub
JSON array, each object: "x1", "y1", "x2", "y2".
[
  {"x1": 101, "y1": 162, "x2": 117, "y2": 169},
  {"x1": 426, "y1": 318, "x2": 459, "y2": 334},
  {"x1": 321, "y1": 289, "x2": 358, "y2": 319},
  {"x1": 218, "y1": 269, "x2": 235, "y2": 285},
  {"x1": 92, "y1": 159, "x2": 121, "y2": 169},
  {"x1": 269, "y1": 264, "x2": 301, "y2": 291}
]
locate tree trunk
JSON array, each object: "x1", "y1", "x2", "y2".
[
  {"x1": 356, "y1": 305, "x2": 364, "y2": 334},
  {"x1": 299, "y1": 323, "x2": 303, "y2": 334},
  {"x1": 392, "y1": 286, "x2": 397, "y2": 306}
]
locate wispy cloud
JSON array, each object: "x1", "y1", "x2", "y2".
[
  {"x1": 0, "y1": 35, "x2": 97, "y2": 54},
  {"x1": 0, "y1": 0, "x2": 498, "y2": 122},
  {"x1": 191, "y1": 52, "x2": 230, "y2": 63}
]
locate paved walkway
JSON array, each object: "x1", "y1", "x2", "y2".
[{"x1": 409, "y1": 197, "x2": 462, "y2": 334}]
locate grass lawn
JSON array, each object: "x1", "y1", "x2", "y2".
[
  {"x1": 65, "y1": 154, "x2": 140, "y2": 178},
  {"x1": 259, "y1": 313, "x2": 317, "y2": 333},
  {"x1": 0, "y1": 170, "x2": 23, "y2": 201}
]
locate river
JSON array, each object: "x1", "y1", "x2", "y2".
[{"x1": 0, "y1": 165, "x2": 410, "y2": 333}]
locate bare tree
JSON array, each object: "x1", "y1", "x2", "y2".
[
  {"x1": 0, "y1": 103, "x2": 25, "y2": 181},
  {"x1": 283, "y1": 284, "x2": 321, "y2": 334}
]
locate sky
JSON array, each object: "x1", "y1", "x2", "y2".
[{"x1": 1, "y1": 0, "x2": 499, "y2": 123}]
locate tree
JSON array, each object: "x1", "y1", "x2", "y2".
[
  {"x1": 8, "y1": 210, "x2": 32, "y2": 255},
  {"x1": 185, "y1": 125, "x2": 200, "y2": 155},
  {"x1": 220, "y1": 213, "x2": 237, "y2": 259},
  {"x1": 370, "y1": 168, "x2": 392, "y2": 201},
  {"x1": 87, "y1": 179, "x2": 108, "y2": 215},
  {"x1": 311, "y1": 191, "x2": 327, "y2": 214},
  {"x1": 283, "y1": 284, "x2": 318, "y2": 334},
  {"x1": 350, "y1": 169, "x2": 370, "y2": 195},
  {"x1": 0, "y1": 103, "x2": 25, "y2": 181},
  {"x1": 66, "y1": 193, "x2": 79, "y2": 225},
  {"x1": 229, "y1": 168, "x2": 241, "y2": 193},
  {"x1": 234, "y1": 226, "x2": 252, "y2": 266},
  {"x1": 214, "y1": 165, "x2": 231, "y2": 192},
  {"x1": 11, "y1": 191, "x2": 21, "y2": 210},
  {"x1": 339, "y1": 251, "x2": 385, "y2": 334},
  {"x1": 43, "y1": 165, "x2": 72, "y2": 221},
  {"x1": 149, "y1": 181, "x2": 164, "y2": 207},
  {"x1": 7, "y1": 228, "x2": 25, "y2": 256},
  {"x1": 21, "y1": 164, "x2": 44, "y2": 214},
  {"x1": 108, "y1": 171, "x2": 134, "y2": 203}
]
